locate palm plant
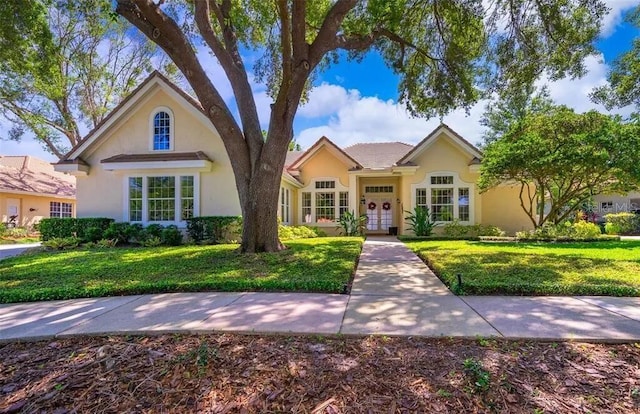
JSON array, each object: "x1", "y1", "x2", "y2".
[
  {"x1": 337, "y1": 210, "x2": 367, "y2": 236},
  {"x1": 405, "y1": 206, "x2": 436, "y2": 236}
]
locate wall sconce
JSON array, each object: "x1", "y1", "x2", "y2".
[
  {"x1": 29, "y1": 208, "x2": 37, "y2": 212},
  {"x1": 396, "y1": 198, "x2": 401, "y2": 204},
  {"x1": 360, "y1": 196, "x2": 366, "y2": 205}
]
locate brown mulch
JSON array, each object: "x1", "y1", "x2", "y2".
[{"x1": 2, "y1": 335, "x2": 640, "y2": 413}]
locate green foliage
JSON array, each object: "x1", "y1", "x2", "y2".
[
  {"x1": 0, "y1": 238, "x2": 362, "y2": 303},
  {"x1": 0, "y1": 0, "x2": 161, "y2": 157},
  {"x1": 140, "y1": 236, "x2": 162, "y2": 247},
  {"x1": 604, "y1": 213, "x2": 639, "y2": 235},
  {"x1": 337, "y1": 210, "x2": 366, "y2": 236},
  {"x1": 95, "y1": 238, "x2": 118, "y2": 248},
  {"x1": 161, "y1": 225, "x2": 183, "y2": 246},
  {"x1": 0, "y1": 223, "x2": 6, "y2": 237},
  {"x1": 43, "y1": 236, "x2": 80, "y2": 250},
  {"x1": 144, "y1": 224, "x2": 164, "y2": 239},
  {"x1": 516, "y1": 221, "x2": 602, "y2": 241},
  {"x1": 4, "y1": 227, "x2": 29, "y2": 238},
  {"x1": 443, "y1": 221, "x2": 505, "y2": 238},
  {"x1": 463, "y1": 358, "x2": 491, "y2": 393},
  {"x1": 480, "y1": 106, "x2": 640, "y2": 227},
  {"x1": 186, "y1": 216, "x2": 242, "y2": 244},
  {"x1": 83, "y1": 227, "x2": 104, "y2": 243},
  {"x1": 103, "y1": 222, "x2": 133, "y2": 244},
  {"x1": 279, "y1": 225, "x2": 322, "y2": 240},
  {"x1": 38, "y1": 218, "x2": 114, "y2": 241},
  {"x1": 404, "y1": 239, "x2": 640, "y2": 296},
  {"x1": 405, "y1": 206, "x2": 436, "y2": 236}
]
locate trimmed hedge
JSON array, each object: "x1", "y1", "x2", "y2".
[
  {"x1": 38, "y1": 218, "x2": 114, "y2": 241},
  {"x1": 604, "y1": 212, "x2": 639, "y2": 235},
  {"x1": 186, "y1": 216, "x2": 242, "y2": 244}
]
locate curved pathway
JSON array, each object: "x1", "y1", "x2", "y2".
[{"x1": 2, "y1": 237, "x2": 640, "y2": 342}]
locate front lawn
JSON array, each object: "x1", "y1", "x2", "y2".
[
  {"x1": 0, "y1": 237, "x2": 362, "y2": 303},
  {"x1": 403, "y1": 240, "x2": 640, "y2": 296}
]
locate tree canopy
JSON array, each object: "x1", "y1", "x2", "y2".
[
  {"x1": 592, "y1": 6, "x2": 640, "y2": 110},
  {"x1": 479, "y1": 106, "x2": 640, "y2": 228},
  {"x1": 0, "y1": 0, "x2": 163, "y2": 158},
  {"x1": 115, "y1": 0, "x2": 607, "y2": 252}
]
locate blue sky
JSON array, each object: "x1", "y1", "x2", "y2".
[{"x1": 1, "y1": 1, "x2": 638, "y2": 162}]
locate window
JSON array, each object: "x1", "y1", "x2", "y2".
[
  {"x1": 302, "y1": 179, "x2": 348, "y2": 224},
  {"x1": 129, "y1": 177, "x2": 143, "y2": 221},
  {"x1": 50, "y1": 202, "x2": 73, "y2": 218},
  {"x1": 431, "y1": 188, "x2": 454, "y2": 221},
  {"x1": 601, "y1": 201, "x2": 613, "y2": 211},
  {"x1": 302, "y1": 192, "x2": 312, "y2": 223},
  {"x1": 280, "y1": 187, "x2": 291, "y2": 224},
  {"x1": 316, "y1": 192, "x2": 335, "y2": 222},
  {"x1": 127, "y1": 175, "x2": 196, "y2": 223},
  {"x1": 458, "y1": 188, "x2": 470, "y2": 221},
  {"x1": 414, "y1": 173, "x2": 473, "y2": 223},
  {"x1": 365, "y1": 185, "x2": 393, "y2": 193},
  {"x1": 339, "y1": 192, "x2": 349, "y2": 218},
  {"x1": 315, "y1": 180, "x2": 335, "y2": 189}
]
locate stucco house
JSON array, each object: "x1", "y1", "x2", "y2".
[
  {"x1": 1, "y1": 155, "x2": 76, "y2": 228},
  {"x1": 54, "y1": 71, "x2": 533, "y2": 235}
]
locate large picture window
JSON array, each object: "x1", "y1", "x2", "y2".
[
  {"x1": 300, "y1": 179, "x2": 348, "y2": 224},
  {"x1": 414, "y1": 173, "x2": 473, "y2": 223},
  {"x1": 127, "y1": 175, "x2": 197, "y2": 224}
]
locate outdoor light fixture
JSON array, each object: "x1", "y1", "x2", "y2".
[
  {"x1": 29, "y1": 208, "x2": 37, "y2": 212},
  {"x1": 360, "y1": 196, "x2": 366, "y2": 205}
]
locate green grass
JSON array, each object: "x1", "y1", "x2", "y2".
[
  {"x1": 0, "y1": 237, "x2": 363, "y2": 303},
  {"x1": 403, "y1": 240, "x2": 640, "y2": 296}
]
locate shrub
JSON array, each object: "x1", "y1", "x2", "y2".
[
  {"x1": 572, "y1": 221, "x2": 602, "y2": 239},
  {"x1": 337, "y1": 210, "x2": 366, "y2": 236},
  {"x1": 38, "y1": 218, "x2": 113, "y2": 241},
  {"x1": 83, "y1": 226, "x2": 104, "y2": 243},
  {"x1": 405, "y1": 206, "x2": 436, "y2": 236},
  {"x1": 140, "y1": 236, "x2": 162, "y2": 247},
  {"x1": 279, "y1": 225, "x2": 321, "y2": 240},
  {"x1": 0, "y1": 223, "x2": 6, "y2": 237},
  {"x1": 95, "y1": 238, "x2": 118, "y2": 248},
  {"x1": 470, "y1": 224, "x2": 505, "y2": 237},
  {"x1": 43, "y1": 236, "x2": 80, "y2": 250},
  {"x1": 103, "y1": 222, "x2": 133, "y2": 244},
  {"x1": 125, "y1": 223, "x2": 145, "y2": 244},
  {"x1": 443, "y1": 220, "x2": 469, "y2": 237},
  {"x1": 144, "y1": 224, "x2": 165, "y2": 239},
  {"x1": 161, "y1": 225, "x2": 183, "y2": 246},
  {"x1": 186, "y1": 216, "x2": 242, "y2": 244},
  {"x1": 5, "y1": 227, "x2": 29, "y2": 238},
  {"x1": 604, "y1": 212, "x2": 639, "y2": 235}
]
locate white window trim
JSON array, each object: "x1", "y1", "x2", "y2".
[
  {"x1": 299, "y1": 177, "x2": 349, "y2": 226},
  {"x1": 50, "y1": 201, "x2": 74, "y2": 218},
  {"x1": 122, "y1": 173, "x2": 200, "y2": 226},
  {"x1": 411, "y1": 171, "x2": 475, "y2": 224},
  {"x1": 149, "y1": 106, "x2": 175, "y2": 152}
]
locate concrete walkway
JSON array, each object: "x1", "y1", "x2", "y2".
[
  {"x1": 3, "y1": 237, "x2": 640, "y2": 342},
  {"x1": 0, "y1": 243, "x2": 41, "y2": 260}
]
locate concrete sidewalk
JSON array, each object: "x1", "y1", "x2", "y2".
[
  {"x1": 0, "y1": 243, "x2": 41, "y2": 260},
  {"x1": 2, "y1": 237, "x2": 640, "y2": 342}
]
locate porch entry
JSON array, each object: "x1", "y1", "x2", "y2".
[{"x1": 364, "y1": 186, "x2": 394, "y2": 233}]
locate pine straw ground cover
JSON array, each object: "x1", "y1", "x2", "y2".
[{"x1": 2, "y1": 335, "x2": 640, "y2": 413}]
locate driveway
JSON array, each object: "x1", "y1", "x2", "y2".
[{"x1": 0, "y1": 243, "x2": 41, "y2": 260}]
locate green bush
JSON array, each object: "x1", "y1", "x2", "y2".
[
  {"x1": 5, "y1": 227, "x2": 29, "y2": 238},
  {"x1": 38, "y1": 218, "x2": 113, "y2": 241},
  {"x1": 186, "y1": 216, "x2": 242, "y2": 244},
  {"x1": 470, "y1": 224, "x2": 505, "y2": 237},
  {"x1": 279, "y1": 224, "x2": 322, "y2": 240},
  {"x1": 405, "y1": 206, "x2": 436, "y2": 236},
  {"x1": 103, "y1": 222, "x2": 133, "y2": 244},
  {"x1": 443, "y1": 220, "x2": 469, "y2": 237},
  {"x1": 161, "y1": 225, "x2": 183, "y2": 246},
  {"x1": 95, "y1": 238, "x2": 118, "y2": 248},
  {"x1": 443, "y1": 221, "x2": 505, "y2": 238},
  {"x1": 144, "y1": 224, "x2": 165, "y2": 239},
  {"x1": 43, "y1": 236, "x2": 80, "y2": 250},
  {"x1": 0, "y1": 223, "x2": 6, "y2": 237},
  {"x1": 572, "y1": 221, "x2": 602, "y2": 239},
  {"x1": 140, "y1": 236, "x2": 162, "y2": 247},
  {"x1": 517, "y1": 220, "x2": 604, "y2": 241},
  {"x1": 604, "y1": 212, "x2": 639, "y2": 235},
  {"x1": 83, "y1": 226, "x2": 104, "y2": 243},
  {"x1": 125, "y1": 223, "x2": 145, "y2": 244}
]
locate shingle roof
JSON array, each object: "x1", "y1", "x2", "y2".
[
  {"x1": 0, "y1": 156, "x2": 76, "y2": 197},
  {"x1": 343, "y1": 142, "x2": 414, "y2": 168},
  {"x1": 285, "y1": 150, "x2": 305, "y2": 168}
]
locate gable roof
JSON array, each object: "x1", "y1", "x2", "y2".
[
  {"x1": 0, "y1": 156, "x2": 75, "y2": 198},
  {"x1": 343, "y1": 142, "x2": 413, "y2": 169},
  {"x1": 288, "y1": 136, "x2": 363, "y2": 171},
  {"x1": 59, "y1": 71, "x2": 210, "y2": 163},
  {"x1": 397, "y1": 123, "x2": 483, "y2": 165}
]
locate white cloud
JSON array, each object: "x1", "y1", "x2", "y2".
[
  {"x1": 601, "y1": 0, "x2": 638, "y2": 37},
  {"x1": 298, "y1": 83, "x2": 359, "y2": 118}
]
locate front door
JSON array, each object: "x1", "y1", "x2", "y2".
[
  {"x1": 365, "y1": 195, "x2": 394, "y2": 232},
  {"x1": 6, "y1": 198, "x2": 19, "y2": 226}
]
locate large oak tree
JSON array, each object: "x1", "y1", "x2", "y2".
[{"x1": 115, "y1": 0, "x2": 606, "y2": 252}]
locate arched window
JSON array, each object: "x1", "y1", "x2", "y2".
[{"x1": 151, "y1": 109, "x2": 172, "y2": 150}]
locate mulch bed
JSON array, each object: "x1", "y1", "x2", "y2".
[{"x1": 2, "y1": 334, "x2": 640, "y2": 413}]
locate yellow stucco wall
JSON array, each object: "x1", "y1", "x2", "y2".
[
  {"x1": 298, "y1": 146, "x2": 350, "y2": 188},
  {"x1": 76, "y1": 87, "x2": 241, "y2": 222},
  {"x1": 481, "y1": 185, "x2": 535, "y2": 235},
  {"x1": 399, "y1": 134, "x2": 481, "y2": 234},
  {"x1": 1, "y1": 192, "x2": 76, "y2": 228}
]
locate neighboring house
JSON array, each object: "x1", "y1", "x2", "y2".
[
  {"x1": 0, "y1": 155, "x2": 76, "y2": 227},
  {"x1": 54, "y1": 71, "x2": 533, "y2": 235},
  {"x1": 592, "y1": 192, "x2": 640, "y2": 221}
]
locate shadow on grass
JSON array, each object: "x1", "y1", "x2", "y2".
[{"x1": 0, "y1": 238, "x2": 363, "y2": 303}]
